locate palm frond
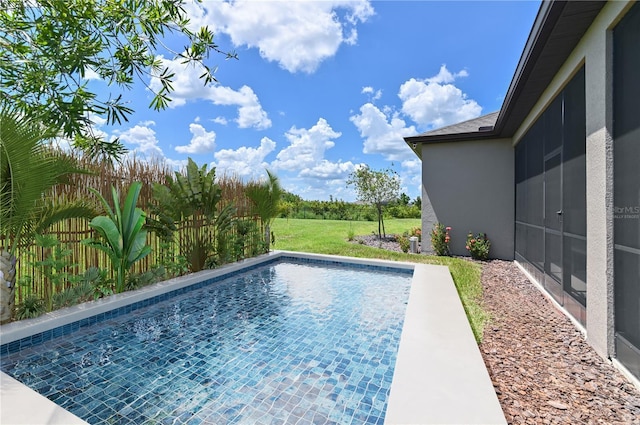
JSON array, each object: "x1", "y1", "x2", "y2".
[
  {"x1": 35, "y1": 198, "x2": 97, "y2": 234},
  {"x1": 0, "y1": 104, "x2": 92, "y2": 252},
  {"x1": 246, "y1": 169, "x2": 282, "y2": 227}
]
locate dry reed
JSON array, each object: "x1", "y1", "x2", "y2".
[{"x1": 15, "y1": 153, "x2": 261, "y2": 305}]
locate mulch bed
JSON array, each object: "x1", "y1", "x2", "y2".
[{"x1": 480, "y1": 260, "x2": 640, "y2": 424}]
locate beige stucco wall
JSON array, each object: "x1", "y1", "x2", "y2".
[
  {"x1": 510, "y1": 0, "x2": 635, "y2": 361},
  {"x1": 420, "y1": 138, "x2": 514, "y2": 260}
]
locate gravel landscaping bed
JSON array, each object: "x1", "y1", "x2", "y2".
[
  {"x1": 355, "y1": 235, "x2": 640, "y2": 424},
  {"x1": 480, "y1": 260, "x2": 640, "y2": 424}
]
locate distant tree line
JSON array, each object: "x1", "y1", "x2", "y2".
[{"x1": 278, "y1": 192, "x2": 421, "y2": 221}]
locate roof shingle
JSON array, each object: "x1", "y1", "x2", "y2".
[{"x1": 413, "y1": 111, "x2": 499, "y2": 138}]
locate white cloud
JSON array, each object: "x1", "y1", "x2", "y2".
[
  {"x1": 299, "y1": 160, "x2": 356, "y2": 180},
  {"x1": 267, "y1": 117, "x2": 359, "y2": 199},
  {"x1": 291, "y1": 178, "x2": 357, "y2": 201},
  {"x1": 399, "y1": 65, "x2": 481, "y2": 129},
  {"x1": 212, "y1": 116, "x2": 228, "y2": 125},
  {"x1": 185, "y1": 0, "x2": 374, "y2": 73},
  {"x1": 175, "y1": 123, "x2": 217, "y2": 154},
  {"x1": 272, "y1": 118, "x2": 342, "y2": 172},
  {"x1": 114, "y1": 121, "x2": 164, "y2": 158},
  {"x1": 164, "y1": 158, "x2": 189, "y2": 171},
  {"x1": 52, "y1": 137, "x2": 74, "y2": 152},
  {"x1": 149, "y1": 57, "x2": 271, "y2": 130},
  {"x1": 148, "y1": 59, "x2": 203, "y2": 108},
  {"x1": 212, "y1": 137, "x2": 277, "y2": 178},
  {"x1": 400, "y1": 158, "x2": 422, "y2": 190},
  {"x1": 401, "y1": 158, "x2": 421, "y2": 175},
  {"x1": 87, "y1": 112, "x2": 107, "y2": 127},
  {"x1": 78, "y1": 112, "x2": 109, "y2": 143},
  {"x1": 83, "y1": 66, "x2": 101, "y2": 81},
  {"x1": 362, "y1": 86, "x2": 382, "y2": 102},
  {"x1": 350, "y1": 103, "x2": 417, "y2": 161},
  {"x1": 426, "y1": 65, "x2": 469, "y2": 84}
]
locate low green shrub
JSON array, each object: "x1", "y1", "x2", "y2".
[
  {"x1": 398, "y1": 234, "x2": 410, "y2": 253},
  {"x1": 79, "y1": 267, "x2": 114, "y2": 300},
  {"x1": 16, "y1": 295, "x2": 46, "y2": 319},
  {"x1": 466, "y1": 233, "x2": 491, "y2": 260},
  {"x1": 430, "y1": 223, "x2": 451, "y2": 256},
  {"x1": 52, "y1": 281, "x2": 95, "y2": 309},
  {"x1": 126, "y1": 266, "x2": 166, "y2": 290},
  {"x1": 410, "y1": 226, "x2": 422, "y2": 242}
]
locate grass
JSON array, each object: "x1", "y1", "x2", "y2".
[{"x1": 272, "y1": 218, "x2": 489, "y2": 342}]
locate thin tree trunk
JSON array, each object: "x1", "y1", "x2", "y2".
[
  {"x1": 0, "y1": 251, "x2": 17, "y2": 324},
  {"x1": 381, "y1": 213, "x2": 386, "y2": 238}
]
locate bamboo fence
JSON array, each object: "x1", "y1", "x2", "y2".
[{"x1": 14, "y1": 156, "x2": 261, "y2": 305}]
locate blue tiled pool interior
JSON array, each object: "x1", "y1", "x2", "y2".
[{"x1": 1, "y1": 259, "x2": 412, "y2": 424}]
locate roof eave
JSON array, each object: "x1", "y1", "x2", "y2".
[
  {"x1": 495, "y1": 0, "x2": 606, "y2": 136},
  {"x1": 404, "y1": 129, "x2": 498, "y2": 145},
  {"x1": 493, "y1": 0, "x2": 562, "y2": 134}
]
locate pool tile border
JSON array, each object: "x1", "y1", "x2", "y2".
[{"x1": 1, "y1": 251, "x2": 412, "y2": 354}]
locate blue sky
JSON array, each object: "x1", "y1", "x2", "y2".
[{"x1": 83, "y1": 0, "x2": 541, "y2": 201}]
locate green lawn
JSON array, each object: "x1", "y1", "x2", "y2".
[{"x1": 271, "y1": 218, "x2": 489, "y2": 342}]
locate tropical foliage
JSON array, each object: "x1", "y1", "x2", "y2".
[
  {"x1": 246, "y1": 170, "x2": 283, "y2": 253},
  {"x1": 2, "y1": 136, "x2": 422, "y2": 324},
  {"x1": 83, "y1": 182, "x2": 152, "y2": 293},
  {"x1": 0, "y1": 106, "x2": 95, "y2": 254},
  {"x1": 150, "y1": 158, "x2": 235, "y2": 271},
  {"x1": 27, "y1": 235, "x2": 78, "y2": 311},
  {"x1": 0, "y1": 105, "x2": 94, "y2": 323}
]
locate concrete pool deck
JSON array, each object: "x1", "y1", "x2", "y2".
[{"x1": 0, "y1": 251, "x2": 505, "y2": 425}]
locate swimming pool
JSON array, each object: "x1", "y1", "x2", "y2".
[{"x1": 1, "y1": 256, "x2": 412, "y2": 424}]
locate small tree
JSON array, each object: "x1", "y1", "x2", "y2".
[{"x1": 347, "y1": 165, "x2": 400, "y2": 238}]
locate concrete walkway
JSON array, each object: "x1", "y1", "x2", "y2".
[{"x1": 385, "y1": 264, "x2": 506, "y2": 425}]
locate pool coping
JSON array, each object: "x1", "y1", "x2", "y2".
[
  {"x1": 0, "y1": 251, "x2": 505, "y2": 425},
  {"x1": 384, "y1": 261, "x2": 506, "y2": 425}
]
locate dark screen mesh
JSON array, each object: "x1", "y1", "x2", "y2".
[
  {"x1": 514, "y1": 66, "x2": 587, "y2": 310},
  {"x1": 526, "y1": 121, "x2": 544, "y2": 227},
  {"x1": 563, "y1": 68, "x2": 587, "y2": 237},
  {"x1": 614, "y1": 2, "x2": 640, "y2": 360},
  {"x1": 545, "y1": 96, "x2": 562, "y2": 155}
]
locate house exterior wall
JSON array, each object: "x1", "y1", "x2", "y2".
[
  {"x1": 511, "y1": 0, "x2": 636, "y2": 378},
  {"x1": 420, "y1": 138, "x2": 514, "y2": 260},
  {"x1": 415, "y1": 0, "x2": 639, "y2": 384}
]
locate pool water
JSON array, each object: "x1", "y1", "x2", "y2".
[{"x1": 1, "y1": 260, "x2": 412, "y2": 424}]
